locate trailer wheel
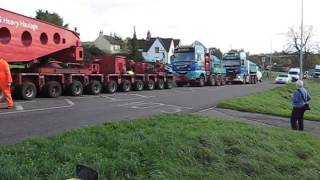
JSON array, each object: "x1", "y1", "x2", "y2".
[
  {"x1": 0, "y1": 90, "x2": 3, "y2": 101},
  {"x1": 121, "y1": 80, "x2": 131, "y2": 92},
  {"x1": 156, "y1": 79, "x2": 165, "y2": 89},
  {"x1": 67, "y1": 80, "x2": 83, "y2": 96},
  {"x1": 207, "y1": 75, "x2": 215, "y2": 86},
  {"x1": 198, "y1": 76, "x2": 205, "y2": 87},
  {"x1": 146, "y1": 79, "x2": 155, "y2": 90},
  {"x1": 165, "y1": 80, "x2": 173, "y2": 89},
  {"x1": 106, "y1": 80, "x2": 117, "y2": 93},
  {"x1": 176, "y1": 82, "x2": 184, "y2": 87},
  {"x1": 133, "y1": 80, "x2": 144, "y2": 91},
  {"x1": 43, "y1": 81, "x2": 62, "y2": 98},
  {"x1": 15, "y1": 82, "x2": 37, "y2": 100},
  {"x1": 85, "y1": 80, "x2": 102, "y2": 95}
]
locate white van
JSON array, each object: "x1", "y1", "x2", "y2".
[{"x1": 288, "y1": 68, "x2": 300, "y2": 81}]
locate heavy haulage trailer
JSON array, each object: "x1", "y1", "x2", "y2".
[{"x1": 0, "y1": 8, "x2": 173, "y2": 100}]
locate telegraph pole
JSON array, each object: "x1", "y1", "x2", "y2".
[{"x1": 299, "y1": 0, "x2": 304, "y2": 80}]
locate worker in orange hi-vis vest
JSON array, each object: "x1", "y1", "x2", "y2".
[{"x1": 0, "y1": 58, "x2": 14, "y2": 109}]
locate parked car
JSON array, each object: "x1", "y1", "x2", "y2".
[{"x1": 274, "y1": 74, "x2": 291, "y2": 84}]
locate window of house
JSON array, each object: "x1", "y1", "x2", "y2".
[{"x1": 155, "y1": 47, "x2": 160, "y2": 53}]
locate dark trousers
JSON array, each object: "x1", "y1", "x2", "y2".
[{"x1": 290, "y1": 107, "x2": 305, "y2": 131}]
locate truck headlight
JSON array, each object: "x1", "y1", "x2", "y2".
[{"x1": 238, "y1": 75, "x2": 241, "y2": 79}]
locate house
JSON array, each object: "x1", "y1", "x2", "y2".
[
  {"x1": 131, "y1": 31, "x2": 180, "y2": 64},
  {"x1": 91, "y1": 31, "x2": 124, "y2": 54}
]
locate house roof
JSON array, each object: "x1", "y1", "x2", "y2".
[
  {"x1": 173, "y1": 39, "x2": 180, "y2": 48},
  {"x1": 103, "y1": 35, "x2": 123, "y2": 46},
  {"x1": 128, "y1": 37, "x2": 180, "y2": 53}
]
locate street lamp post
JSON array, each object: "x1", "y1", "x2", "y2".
[{"x1": 299, "y1": 0, "x2": 304, "y2": 80}]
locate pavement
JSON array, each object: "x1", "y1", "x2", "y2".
[
  {"x1": 198, "y1": 107, "x2": 320, "y2": 136},
  {"x1": 0, "y1": 81, "x2": 285, "y2": 144}
]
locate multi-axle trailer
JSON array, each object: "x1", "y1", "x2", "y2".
[{"x1": 0, "y1": 8, "x2": 173, "y2": 100}]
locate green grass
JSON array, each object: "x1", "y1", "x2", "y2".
[
  {"x1": 219, "y1": 80, "x2": 320, "y2": 121},
  {"x1": 1, "y1": 114, "x2": 320, "y2": 179}
]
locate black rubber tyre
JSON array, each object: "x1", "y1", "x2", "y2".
[
  {"x1": 67, "y1": 80, "x2": 83, "y2": 96},
  {"x1": 221, "y1": 76, "x2": 226, "y2": 86},
  {"x1": 156, "y1": 79, "x2": 165, "y2": 89},
  {"x1": 15, "y1": 82, "x2": 37, "y2": 100},
  {"x1": 85, "y1": 80, "x2": 102, "y2": 95},
  {"x1": 43, "y1": 81, "x2": 62, "y2": 98},
  {"x1": 216, "y1": 76, "x2": 221, "y2": 86},
  {"x1": 146, "y1": 79, "x2": 155, "y2": 90},
  {"x1": 176, "y1": 82, "x2": 184, "y2": 87},
  {"x1": 133, "y1": 80, "x2": 144, "y2": 91},
  {"x1": 121, "y1": 80, "x2": 131, "y2": 92},
  {"x1": 165, "y1": 80, "x2": 173, "y2": 89},
  {"x1": 207, "y1": 75, "x2": 215, "y2": 86},
  {"x1": 106, "y1": 80, "x2": 117, "y2": 93},
  {"x1": 198, "y1": 76, "x2": 205, "y2": 87},
  {"x1": 253, "y1": 76, "x2": 257, "y2": 84},
  {"x1": 242, "y1": 76, "x2": 247, "y2": 84}
]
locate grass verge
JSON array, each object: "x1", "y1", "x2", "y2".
[
  {"x1": 1, "y1": 114, "x2": 320, "y2": 179},
  {"x1": 219, "y1": 80, "x2": 320, "y2": 121}
]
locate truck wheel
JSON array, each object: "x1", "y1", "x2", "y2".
[
  {"x1": 67, "y1": 80, "x2": 83, "y2": 96},
  {"x1": 43, "y1": 81, "x2": 62, "y2": 98},
  {"x1": 165, "y1": 80, "x2": 173, "y2": 89},
  {"x1": 253, "y1": 76, "x2": 257, "y2": 84},
  {"x1": 207, "y1": 76, "x2": 215, "y2": 86},
  {"x1": 133, "y1": 80, "x2": 144, "y2": 91},
  {"x1": 242, "y1": 76, "x2": 247, "y2": 84},
  {"x1": 156, "y1": 79, "x2": 165, "y2": 89},
  {"x1": 106, "y1": 80, "x2": 117, "y2": 93},
  {"x1": 16, "y1": 82, "x2": 37, "y2": 100},
  {"x1": 216, "y1": 76, "x2": 221, "y2": 86},
  {"x1": 221, "y1": 77, "x2": 226, "y2": 86},
  {"x1": 146, "y1": 79, "x2": 155, "y2": 90},
  {"x1": 121, "y1": 80, "x2": 131, "y2": 92},
  {"x1": 198, "y1": 76, "x2": 205, "y2": 87},
  {"x1": 85, "y1": 80, "x2": 102, "y2": 95}
]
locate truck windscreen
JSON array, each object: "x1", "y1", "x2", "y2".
[
  {"x1": 223, "y1": 60, "x2": 240, "y2": 67},
  {"x1": 173, "y1": 52, "x2": 195, "y2": 61}
]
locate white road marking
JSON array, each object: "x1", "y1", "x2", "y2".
[
  {"x1": 0, "y1": 99, "x2": 74, "y2": 115},
  {"x1": 15, "y1": 104, "x2": 24, "y2": 111},
  {"x1": 131, "y1": 102, "x2": 164, "y2": 109},
  {"x1": 197, "y1": 106, "x2": 216, "y2": 113},
  {"x1": 117, "y1": 101, "x2": 145, "y2": 107},
  {"x1": 65, "y1": 99, "x2": 75, "y2": 106}
]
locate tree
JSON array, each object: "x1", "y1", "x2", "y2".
[
  {"x1": 83, "y1": 45, "x2": 106, "y2": 63},
  {"x1": 209, "y1": 48, "x2": 223, "y2": 59},
  {"x1": 285, "y1": 26, "x2": 318, "y2": 70},
  {"x1": 35, "y1": 9, "x2": 69, "y2": 28},
  {"x1": 128, "y1": 26, "x2": 143, "y2": 61}
]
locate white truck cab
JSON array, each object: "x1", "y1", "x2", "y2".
[{"x1": 288, "y1": 68, "x2": 300, "y2": 81}]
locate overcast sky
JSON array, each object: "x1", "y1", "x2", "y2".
[{"x1": 2, "y1": 0, "x2": 320, "y2": 54}]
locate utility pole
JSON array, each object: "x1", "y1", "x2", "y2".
[
  {"x1": 299, "y1": 0, "x2": 304, "y2": 80},
  {"x1": 269, "y1": 38, "x2": 273, "y2": 79}
]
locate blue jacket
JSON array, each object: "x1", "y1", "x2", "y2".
[{"x1": 292, "y1": 87, "x2": 311, "y2": 108}]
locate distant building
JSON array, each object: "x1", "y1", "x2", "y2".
[
  {"x1": 87, "y1": 31, "x2": 124, "y2": 54},
  {"x1": 129, "y1": 31, "x2": 180, "y2": 64}
]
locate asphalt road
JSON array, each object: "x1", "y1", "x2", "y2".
[{"x1": 0, "y1": 81, "x2": 279, "y2": 144}]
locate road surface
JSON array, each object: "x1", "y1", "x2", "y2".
[{"x1": 0, "y1": 81, "x2": 279, "y2": 144}]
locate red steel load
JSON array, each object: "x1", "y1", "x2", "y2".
[
  {"x1": 0, "y1": 8, "x2": 83, "y2": 63},
  {"x1": 0, "y1": 8, "x2": 173, "y2": 100}
]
